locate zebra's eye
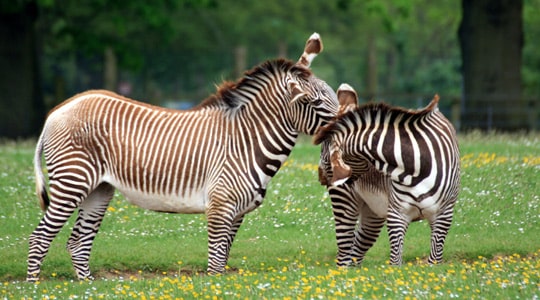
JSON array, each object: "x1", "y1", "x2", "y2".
[{"x1": 312, "y1": 98, "x2": 323, "y2": 106}]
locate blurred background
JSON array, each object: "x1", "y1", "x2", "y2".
[{"x1": 0, "y1": 0, "x2": 538, "y2": 138}]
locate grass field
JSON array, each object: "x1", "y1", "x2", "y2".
[{"x1": 0, "y1": 132, "x2": 539, "y2": 299}]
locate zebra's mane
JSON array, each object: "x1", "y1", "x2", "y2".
[
  {"x1": 198, "y1": 58, "x2": 312, "y2": 111},
  {"x1": 314, "y1": 96, "x2": 439, "y2": 145},
  {"x1": 354, "y1": 96, "x2": 439, "y2": 119}
]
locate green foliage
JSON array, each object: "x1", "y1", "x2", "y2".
[
  {"x1": 30, "y1": 0, "x2": 540, "y2": 110},
  {"x1": 0, "y1": 133, "x2": 539, "y2": 298},
  {"x1": 0, "y1": 0, "x2": 34, "y2": 13},
  {"x1": 39, "y1": 1, "x2": 181, "y2": 70},
  {"x1": 3, "y1": 0, "x2": 540, "y2": 137},
  {"x1": 523, "y1": 0, "x2": 540, "y2": 96},
  {"x1": 33, "y1": 1, "x2": 464, "y2": 101}
]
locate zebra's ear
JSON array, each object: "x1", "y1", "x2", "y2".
[
  {"x1": 337, "y1": 83, "x2": 358, "y2": 115},
  {"x1": 288, "y1": 80, "x2": 308, "y2": 103},
  {"x1": 297, "y1": 32, "x2": 323, "y2": 68}
]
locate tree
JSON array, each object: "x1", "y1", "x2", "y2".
[
  {"x1": 38, "y1": 0, "x2": 181, "y2": 101},
  {"x1": 1, "y1": 0, "x2": 536, "y2": 137},
  {"x1": 0, "y1": 1, "x2": 44, "y2": 138},
  {"x1": 0, "y1": 0, "x2": 212, "y2": 138},
  {"x1": 459, "y1": 0, "x2": 525, "y2": 130}
]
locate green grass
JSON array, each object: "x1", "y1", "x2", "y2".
[{"x1": 1, "y1": 133, "x2": 539, "y2": 299}]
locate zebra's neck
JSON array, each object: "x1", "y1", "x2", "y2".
[
  {"x1": 226, "y1": 91, "x2": 298, "y2": 182},
  {"x1": 204, "y1": 66, "x2": 301, "y2": 186},
  {"x1": 198, "y1": 59, "x2": 301, "y2": 112}
]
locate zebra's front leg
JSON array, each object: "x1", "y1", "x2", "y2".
[
  {"x1": 386, "y1": 210, "x2": 410, "y2": 265},
  {"x1": 350, "y1": 206, "x2": 385, "y2": 265},
  {"x1": 329, "y1": 187, "x2": 360, "y2": 267},
  {"x1": 206, "y1": 208, "x2": 244, "y2": 275},
  {"x1": 67, "y1": 183, "x2": 114, "y2": 280}
]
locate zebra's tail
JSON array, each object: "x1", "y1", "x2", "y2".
[{"x1": 34, "y1": 133, "x2": 50, "y2": 211}]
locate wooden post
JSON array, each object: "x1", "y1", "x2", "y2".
[
  {"x1": 104, "y1": 46, "x2": 117, "y2": 91},
  {"x1": 234, "y1": 46, "x2": 247, "y2": 79}
]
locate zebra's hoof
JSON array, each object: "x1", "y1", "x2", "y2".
[
  {"x1": 207, "y1": 267, "x2": 225, "y2": 276},
  {"x1": 26, "y1": 277, "x2": 39, "y2": 283},
  {"x1": 77, "y1": 274, "x2": 95, "y2": 281}
]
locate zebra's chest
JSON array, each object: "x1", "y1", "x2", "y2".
[{"x1": 116, "y1": 185, "x2": 208, "y2": 214}]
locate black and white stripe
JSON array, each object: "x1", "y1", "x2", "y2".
[
  {"x1": 27, "y1": 33, "x2": 339, "y2": 281},
  {"x1": 315, "y1": 84, "x2": 460, "y2": 267}
]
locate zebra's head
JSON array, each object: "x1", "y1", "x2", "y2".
[
  {"x1": 316, "y1": 83, "x2": 358, "y2": 186},
  {"x1": 286, "y1": 33, "x2": 339, "y2": 135}
]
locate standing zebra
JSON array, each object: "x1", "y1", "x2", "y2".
[
  {"x1": 28, "y1": 33, "x2": 339, "y2": 281},
  {"x1": 314, "y1": 85, "x2": 460, "y2": 267}
]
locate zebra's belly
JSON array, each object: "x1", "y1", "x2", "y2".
[
  {"x1": 356, "y1": 188, "x2": 389, "y2": 218},
  {"x1": 395, "y1": 197, "x2": 441, "y2": 222},
  {"x1": 392, "y1": 184, "x2": 442, "y2": 221},
  {"x1": 115, "y1": 185, "x2": 208, "y2": 214}
]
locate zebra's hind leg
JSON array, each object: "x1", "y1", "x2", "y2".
[
  {"x1": 67, "y1": 183, "x2": 115, "y2": 280},
  {"x1": 427, "y1": 205, "x2": 455, "y2": 264},
  {"x1": 328, "y1": 187, "x2": 360, "y2": 267},
  {"x1": 229, "y1": 215, "x2": 245, "y2": 246},
  {"x1": 350, "y1": 206, "x2": 385, "y2": 265},
  {"x1": 386, "y1": 211, "x2": 410, "y2": 265},
  {"x1": 27, "y1": 191, "x2": 82, "y2": 281},
  {"x1": 206, "y1": 208, "x2": 245, "y2": 275}
]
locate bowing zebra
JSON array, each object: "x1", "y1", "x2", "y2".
[
  {"x1": 28, "y1": 33, "x2": 339, "y2": 281},
  {"x1": 318, "y1": 83, "x2": 358, "y2": 186},
  {"x1": 315, "y1": 86, "x2": 460, "y2": 266}
]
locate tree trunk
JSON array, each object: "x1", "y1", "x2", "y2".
[
  {"x1": 0, "y1": 1, "x2": 44, "y2": 138},
  {"x1": 458, "y1": 0, "x2": 524, "y2": 130}
]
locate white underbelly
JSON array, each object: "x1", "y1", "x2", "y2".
[
  {"x1": 356, "y1": 188, "x2": 389, "y2": 218},
  {"x1": 115, "y1": 185, "x2": 208, "y2": 214},
  {"x1": 392, "y1": 184, "x2": 442, "y2": 221}
]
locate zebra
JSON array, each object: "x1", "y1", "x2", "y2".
[
  {"x1": 317, "y1": 83, "x2": 358, "y2": 186},
  {"x1": 314, "y1": 85, "x2": 460, "y2": 267},
  {"x1": 27, "y1": 33, "x2": 339, "y2": 282}
]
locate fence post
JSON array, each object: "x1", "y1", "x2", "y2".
[
  {"x1": 451, "y1": 97, "x2": 461, "y2": 132},
  {"x1": 527, "y1": 98, "x2": 537, "y2": 131},
  {"x1": 234, "y1": 46, "x2": 247, "y2": 79}
]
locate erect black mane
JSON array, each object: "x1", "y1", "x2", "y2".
[
  {"x1": 314, "y1": 98, "x2": 439, "y2": 145},
  {"x1": 354, "y1": 98, "x2": 438, "y2": 118},
  {"x1": 197, "y1": 58, "x2": 312, "y2": 110}
]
